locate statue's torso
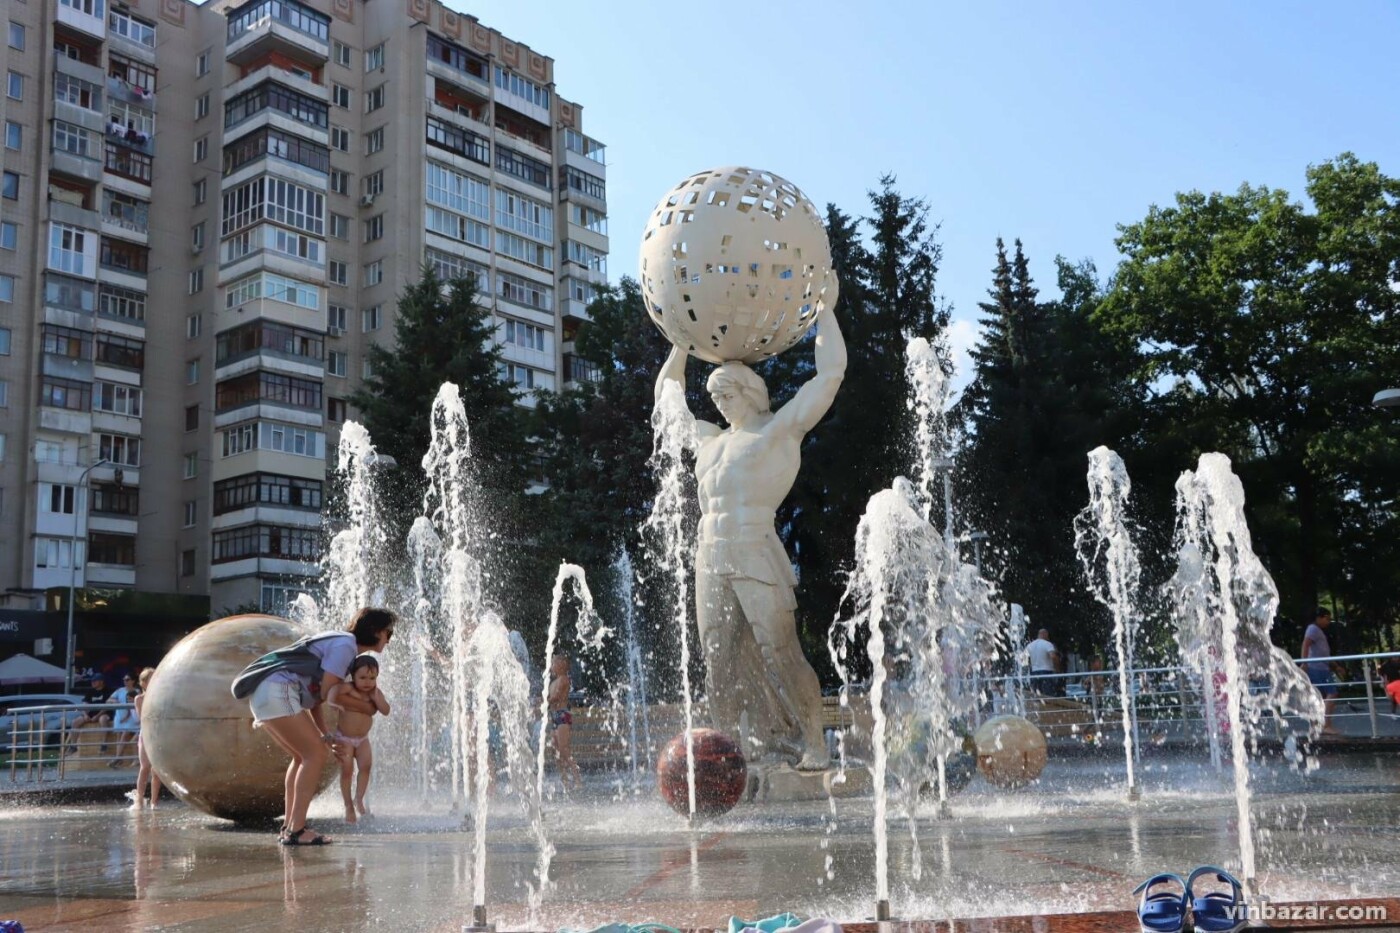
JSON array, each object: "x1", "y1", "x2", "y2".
[{"x1": 695, "y1": 421, "x2": 799, "y2": 543}]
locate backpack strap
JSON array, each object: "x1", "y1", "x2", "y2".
[{"x1": 230, "y1": 631, "x2": 347, "y2": 700}]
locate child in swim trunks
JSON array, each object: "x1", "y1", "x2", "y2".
[{"x1": 326, "y1": 654, "x2": 390, "y2": 823}]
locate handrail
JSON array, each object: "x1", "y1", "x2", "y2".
[{"x1": 7, "y1": 702, "x2": 137, "y2": 784}]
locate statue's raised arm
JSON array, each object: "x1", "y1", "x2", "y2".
[
  {"x1": 654, "y1": 345, "x2": 721, "y2": 438},
  {"x1": 770, "y1": 302, "x2": 846, "y2": 436}
]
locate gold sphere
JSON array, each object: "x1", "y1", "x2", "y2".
[
  {"x1": 143, "y1": 614, "x2": 336, "y2": 821},
  {"x1": 973, "y1": 714, "x2": 1048, "y2": 788}
]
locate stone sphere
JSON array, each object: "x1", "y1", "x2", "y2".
[
  {"x1": 657, "y1": 728, "x2": 747, "y2": 818},
  {"x1": 972, "y1": 715, "x2": 1048, "y2": 788},
  {"x1": 143, "y1": 614, "x2": 336, "y2": 822},
  {"x1": 639, "y1": 166, "x2": 838, "y2": 365}
]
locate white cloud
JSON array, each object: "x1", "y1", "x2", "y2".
[{"x1": 944, "y1": 315, "x2": 986, "y2": 402}]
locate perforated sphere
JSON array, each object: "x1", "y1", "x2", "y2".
[{"x1": 639, "y1": 167, "x2": 838, "y2": 365}]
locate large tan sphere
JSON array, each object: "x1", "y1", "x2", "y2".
[
  {"x1": 973, "y1": 715, "x2": 1048, "y2": 788},
  {"x1": 144, "y1": 614, "x2": 336, "y2": 821},
  {"x1": 639, "y1": 166, "x2": 838, "y2": 364}
]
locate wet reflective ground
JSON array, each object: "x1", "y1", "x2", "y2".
[{"x1": 2, "y1": 752, "x2": 1397, "y2": 931}]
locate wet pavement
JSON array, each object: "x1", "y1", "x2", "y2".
[{"x1": 1, "y1": 752, "x2": 1397, "y2": 931}]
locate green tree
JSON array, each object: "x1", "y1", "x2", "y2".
[{"x1": 1099, "y1": 153, "x2": 1400, "y2": 639}]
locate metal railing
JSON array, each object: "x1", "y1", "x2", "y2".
[{"x1": 6, "y1": 702, "x2": 137, "y2": 784}]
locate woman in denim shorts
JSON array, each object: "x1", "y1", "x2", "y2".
[{"x1": 248, "y1": 607, "x2": 396, "y2": 846}]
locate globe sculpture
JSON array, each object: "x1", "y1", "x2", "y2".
[
  {"x1": 973, "y1": 714, "x2": 1048, "y2": 788},
  {"x1": 143, "y1": 614, "x2": 336, "y2": 821},
  {"x1": 639, "y1": 166, "x2": 839, "y2": 364},
  {"x1": 658, "y1": 728, "x2": 748, "y2": 818}
]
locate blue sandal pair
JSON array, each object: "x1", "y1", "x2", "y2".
[{"x1": 1133, "y1": 866, "x2": 1246, "y2": 933}]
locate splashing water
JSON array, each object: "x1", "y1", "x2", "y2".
[
  {"x1": 643, "y1": 380, "x2": 699, "y2": 817},
  {"x1": 1171, "y1": 452, "x2": 1325, "y2": 893},
  {"x1": 616, "y1": 548, "x2": 654, "y2": 776},
  {"x1": 1074, "y1": 446, "x2": 1143, "y2": 798},
  {"x1": 536, "y1": 563, "x2": 609, "y2": 802}
]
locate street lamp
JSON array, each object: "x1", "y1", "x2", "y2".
[
  {"x1": 65, "y1": 457, "x2": 109, "y2": 693},
  {"x1": 1373, "y1": 388, "x2": 1399, "y2": 409},
  {"x1": 967, "y1": 530, "x2": 989, "y2": 575}
]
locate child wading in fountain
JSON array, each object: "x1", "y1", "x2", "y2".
[
  {"x1": 132, "y1": 667, "x2": 162, "y2": 807},
  {"x1": 326, "y1": 654, "x2": 390, "y2": 822},
  {"x1": 548, "y1": 654, "x2": 581, "y2": 790}
]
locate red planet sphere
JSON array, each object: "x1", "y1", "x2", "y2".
[{"x1": 657, "y1": 728, "x2": 748, "y2": 818}]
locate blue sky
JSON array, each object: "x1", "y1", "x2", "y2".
[{"x1": 461, "y1": 0, "x2": 1399, "y2": 384}]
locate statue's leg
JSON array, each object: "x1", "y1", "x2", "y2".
[
  {"x1": 695, "y1": 567, "x2": 744, "y2": 739},
  {"x1": 730, "y1": 580, "x2": 830, "y2": 769}
]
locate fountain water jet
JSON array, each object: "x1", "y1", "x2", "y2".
[
  {"x1": 535, "y1": 562, "x2": 609, "y2": 802},
  {"x1": 1074, "y1": 446, "x2": 1144, "y2": 800}
]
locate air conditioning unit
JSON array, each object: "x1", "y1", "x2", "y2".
[
  {"x1": 359, "y1": 194, "x2": 376, "y2": 208},
  {"x1": 191, "y1": 244, "x2": 204, "y2": 254},
  {"x1": 328, "y1": 326, "x2": 344, "y2": 337}
]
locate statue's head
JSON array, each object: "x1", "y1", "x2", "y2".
[{"x1": 707, "y1": 362, "x2": 770, "y2": 424}]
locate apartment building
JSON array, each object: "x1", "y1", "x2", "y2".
[{"x1": 0, "y1": 0, "x2": 608, "y2": 626}]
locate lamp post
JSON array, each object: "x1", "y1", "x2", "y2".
[
  {"x1": 967, "y1": 530, "x2": 989, "y2": 575},
  {"x1": 65, "y1": 458, "x2": 109, "y2": 693}
]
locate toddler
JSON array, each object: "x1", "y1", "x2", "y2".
[{"x1": 326, "y1": 654, "x2": 390, "y2": 822}]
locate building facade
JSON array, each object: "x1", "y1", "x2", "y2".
[{"x1": 0, "y1": 0, "x2": 608, "y2": 620}]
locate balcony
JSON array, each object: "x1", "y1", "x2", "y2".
[
  {"x1": 57, "y1": 2, "x2": 106, "y2": 40},
  {"x1": 226, "y1": 0, "x2": 330, "y2": 66},
  {"x1": 56, "y1": 53, "x2": 106, "y2": 90},
  {"x1": 105, "y1": 75, "x2": 155, "y2": 108}
]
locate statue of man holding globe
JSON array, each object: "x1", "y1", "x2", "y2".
[{"x1": 644, "y1": 167, "x2": 843, "y2": 771}]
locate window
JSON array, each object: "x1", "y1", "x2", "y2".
[
  {"x1": 195, "y1": 93, "x2": 209, "y2": 119},
  {"x1": 564, "y1": 128, "x2": 606, "y2": 164},
  {"x1": 194, "y1": 179, "x2": 207, "y2": 204},
  {"x1": 53, "y1": 121, "x2": 95, "y2": 158},
  {"x1": 7, "y1": 71, "x2": 24, "y2": 101},
  {"x1": 226, "y1": 0, "x2": 328, "y2": 43},
  {"x1": 425, "y1": 248, "x2": 489, "y2": 289},
  {"x1": 328, "y1": 260, "x2": 347, "y2": 285},
  {"x1": 221, "y1": 176, "x2": 326, "y2": 237},
  {"x1": 362, "y1": 359, "x2": 374, "y2": 379},
  {"x1": 330, "y1": 126, "x2": 349, "y2": 151},
  {"x1": 219, "y1": 421, "x2": 325, "y2": 458},
  {"x1": 499, "y1": 362, "x2": 536, "y2": 390},
  {"x1": 327, "y1": 397, "x2": 347, "y2": 422},
  {"x1": 569, "y1": 203, "x2": 608, "y2": 234},
  {"x1": 183, "y1": 452, "x2": 198, "y2": 479},
  {"x1": 362, "y1": 305, "x2": 381, "y2": 332},
  {"x1": 93, "y1": 381, "x2": 143, "y2": 416},
  {"x1": 365, "y1": 127, "x2": 384, "y2": 154},
  {"x1": 44, "y1": 484, "x2": 77, "y2": 515},
  {"x1": 185, "y1": 404, "x2": 199, "y2": 431},
  {"x1": 99, "y1": 283, "x2": 145, "y2": 320},
  {"x1": 97, "y1": 432, "x2": 141, "y2": 467},
  {"x1": 194, "y1": 137, "x2": 208, "y2": 162},
  {"x1": 503, "y1": 318, "x2": 547, "y2": 352},
  {"x1": 40, "y1": 375, "x2": 91, "y2": 409},
  {"x1": 35, "y1": 538, "x2": 84, "y2": 570},
  {"x1": 192, "y1": 223, "x2": 205, "y2": 251},
  {"x1": 425, "y1": 162, "x2": 489, "y2": 219},
  {"x1": 494, "y1": 65, "x2": 550, "y2": 109},
  {"x1": 180, "y1": 550, "x2": 196, "y2": 577},
  {"x1": 189, "y1": 268, "x2": 204, "y2": 294},
  {"x1": 364, "y1": 215, "x2": 383, "y2": 242},
  {"x1": 0, "y1": 380, "x2": 6, "y2": 407},
  {"x1": 49, "y1": 224, "x2": 89, "y2": 275},
  {"x1": 88, "y1": 532, "x2": 135, "y2": 566},
  {"x1": 95, "y1": 332, "x2": 145, "y2": 369},
  {"x1": 364, "y1": 261, "x2": 383, "y2": 286},
  {"x1": 183, "y1": 500, "x2": 197, "y2": 528},
  {"x1": 224, "y1": 81, "x2": 328, "y2": 130},
  {"x1": 0, "y1": 328, "x2": 9, "y2": 355},
  {"x1": 327, "y1": 350, "x2": 346, "y2": 376},
  {"x1": 329, "y1": 213, "x2": 348, "y2": 239},
  {"x1": 4, "y1": 120, "x2": 19, "y2": 150},
  {"x1": 2, "y1": 172, "x2": 17, "y2": 200},
  {"x1": 43, "y1": 324, "x2": 92, "y2": 360},
  {"x1": 216, "y1": 372, "x2": 323, "y2": 412},
  {"x1": 495, "y1": 147, "x2": 551, "y2": 189},
  {"x1": 0, "y1": 276, "x2": 12, "y2": 303},
  {"x1": 54, "y1": 74, "x2": 101, "y2": 111},
  {"x1": 99, "y1": 237, "x2": 149, "y2": 275},
  {"x1": 225, "y1": 271, "x2": 321, "y2": 311},
  {"x1": 364, "y1": 171, "x2": 384, "y2": 197},
  {"x1": 186, "y1": 359, "x2": 199, "y2": 384},
  {"x1": 330, "y1": 169, "x2": 348, "y2": 195},
  {"x1": 332, "y1": 83, "x2": 349, "y2": 108},
  {"x1": 196, "y1": 50, "x2": 210, "y2": 77},
  {"x1": 9, "y1": 22, "x2": 24, "y2": 50},
  {"x1": 498, "y1": 271, "x2": 553, "y2": 312},
  {"x1": 328, "y1": 305, "x2": 347, "y2": 333},
  {"x1": 496, "y1": 230, "x2": 553, "y2": 270},
  {"x1": 425, "y1": 117, "x2": 489, "y2": 164},
  {"x1": 365, "y1": 43, "x2": 384, "y2": 72},
  {"x1": 106, "y1": 143, "x2": 151, "y2": 182},
  {"x1": 46, "y1": 276, "x2": 95, "y2": 313},
  {"x1": 223, "y1": 126, "x2": 330, "y2": 176},
  {"x1": 563, "y1": 166, "x2": 607, "y2": 202},
  {"x1": 333, "y1": 41, "x2": 351, "y2": 67},
  {"x1": 365, "y1": 84, "x2": 385, "y2": 112},
  {"x1": 108, "y1": 8, "x2": 156, "y2": 47},
  {"x1": 425, "y1": 206, "x2": 489, "y2": 249},
  {"x1": 91, "y1": 484, "x2": 138, "y2": 517},
  {"x1": 495, "y1": 189, "x2": 554, "y2": 242},
  {"x1": 215, "y1": 320, "x2": 323, "y2": 365},
  {"x1": 214, "y1": 524, "x2": 322, "y2": 563},
  {"x1": 566, "y1": 239, "x2": 608, "y2": 275}
]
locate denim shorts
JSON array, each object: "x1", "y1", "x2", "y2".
[
  {"x1": 249, "y1": 677, "x2": 311, "y2": 723},
  {"x1": 1307, "y1": 666, "x2": 1338, "y2": 698}
]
